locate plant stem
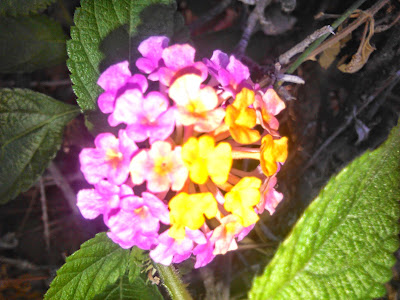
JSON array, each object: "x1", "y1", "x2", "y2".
[
  {"x1": 155, "y1": 264, "x2": 193, "y2": 300},
  {"x1": 285, "y1": 0, "x2": 369, "y2": 74}
]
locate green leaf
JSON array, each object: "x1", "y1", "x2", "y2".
[
  {"x1": 93, "y1": 274, "x2": 163, "y2": 300},
  {"x1": 45, "y1": 233, "x2": 130, "y2": 300},
  {"x1": 0, "y1": 15, "x2": 67, "y2": 73},
  {"x1": 128, "y1": 247, "x2": 145, "y2": 283},
  {"x1": 0, "y1": 0, "x2": 57, "y2": 16},
  {"x1": 0, "y1": 88, "x2": 79, "y2": 203},
  {"x1": 249, "y1": 123, "x2": 400, "y2": 300},
  {"x1": 67, "y1": 0, "x2": 189, "y2": 111}
]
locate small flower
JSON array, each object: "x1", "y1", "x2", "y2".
[
  {"x1": 113, "y1": 89, "x2": 175, "y2": 143},
  {"x1": 192, "y1": 231, "x2": 215, "y2": 268},
  {"x1": 204, "y1": 50, "x2": 250, "y2": 95},
  {"x1": 150, "y1": 229, "x2": 206, "y2": 265},
  {"x1": 211, "y1": 214, "x2": 242, "y2": 255},
  {"x1": 181, "y1": 135, "x2": 232, "y2": 184},
  {"x1": 168, "y1": 192, "x2": 218, "y2": 240},
  {"x1": 257, "y1": 176, "x2": 284, "y2": 215},
  {"x1": 79, "y1": 130, "x2": 138, "y2": 185},
  {"x1": 260, "y1": 135, "x2": 288, "y2": 176},
  {"x1": 130, "y1": 141, "x2": 188, "y2": 193},
  {"x1": 169, "y1": 74, "x2": 225, "y2": 132},
  {"x1": 225, "y1": 88, "x2": 260, "y2": 144},
  {"x1": 254, "y1": 88, "x2": 286, "y2": 130},
  {"x1": 136, "y1": 36, "x2": 169, "y2": 81},
  {"x1": 97, "y1": 60, "x2": 147, "y2": 119},
  {"x1": 77, "y1": 181, "x2": 133, "y2": 219},
  {"x1": 107, "y1": 192, "x2": 170, "y2": 249},
  {"x1": 158, "y1": 44, "x2": 208, "y2": 86},
  {"x1": 224, "y1": 177, "x2": 261, "y2": 227}
]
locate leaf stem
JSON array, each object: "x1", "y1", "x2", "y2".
[
  {"x1": 285, "y1": 0, "x2": 369, "y2": 74},
  {"x1": 155, "y1": 264, "x2": 193, "y2": 300}
]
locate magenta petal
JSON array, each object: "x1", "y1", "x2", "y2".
[
  {"x1": 210, "y1": 50, "x2": 229, "y2": 69},
  {"x1": 79, "y1": 148, "x2": 108, "y2": 184},
  {"x1": 125, "y1": 124, "x2": 149, "y2": 142},
  {"x1": 186, "y1": 229, "x2": 207, "y2": 244},
  {"x1": 142, "y1": 192, "x2": 170, "y2": 225},
  {"x1": 162, "y1": 44, "x2": 195, "y2": 70},
  {"x1": 112, "y1": 89, "x2": 143, "y2": 125},
  {"x1": 148, "y1": 108, "x2": 176, "y2": 144},
  {"x1": 227, "y1": 55, "x2": 250, "y2": 84},
  {"x1": 98, "y1": 91, "x2": 117, "y2": 113},
  {"x1": 138, "y1": 36, "x2": 169, "y2": 60},
  {"x1": 77, "y1": 189, "x2": 107, "y2": 219},
  {"x1": 237, "y1": 224, "x2": 255, "y2": 241},
  {"x1": 126, "y1": 74, "x2": 148, "y2": 93},
  {"x1": 97, "y1": 61, "x2": 131, "y2": 91},
  {"x1": 143, "y1": 91, "x2": 169, "y2": 117},
  {"x1": 136, "y1": 57, "x2": 156, "y2": 74},
  {"x1": 172, "y1": 252, "x2": 192, "y2": 264},
  {"x1": 150, "y1": 243, "x2": 173, "y2": 265}
]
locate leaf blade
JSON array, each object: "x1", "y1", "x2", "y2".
[
  {"x1": 0, "y1": 15, "x2": 67, "y2": 73},
  {"x1": 0, "y1": 0, "x2": 57, "y2": 16},
  {"x1": 0, "y1": 88, "x2": 79, "y2": 203},
  {"x1": 44, "y1": 233, "x2": 130, "y2": 300},
  {"x1": 93, "y1": 274, "x2": 163, "y2": 300},
  {"x1": 249, "y1": 123, "x2": 400, "y2": 299}
]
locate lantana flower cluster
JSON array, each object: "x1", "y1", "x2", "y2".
[{"x1": 77, "y1": 36, "x2": 288, "y2": 268}]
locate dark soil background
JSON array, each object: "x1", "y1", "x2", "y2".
[{"x1": 0, "y1": 0, "x2": 399, "y2": 299}]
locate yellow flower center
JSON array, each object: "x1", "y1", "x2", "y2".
[{"x1": 105, "y1": 149, "x2": 123, "y2": 169}]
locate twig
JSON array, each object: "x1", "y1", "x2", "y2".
[
  {"x1": 188, "y1": 0, "x2": 232, "y2": 33},
  {"x1": 2, "y1": 79, "x2": 71, "y2": 88},
  {"x1": 301, "y1": 70, "x2": 400, "y2": 173},
  {"x1": 285, "y1": 0, "x2": 371, "y2": 74},
  {"x1": 199, "y1": 267, "x2": 219, "y2": 300},
  {"x1": 0, "y1": 256, "x2": 42, "y2": 271},
  {"x1": 278, "y1": 25, "x2": 335, "y2": 65},
  {"x1": 234, "y1": 0, "x2": 273, "y2": 56},
  {"x1": 306, "y1": 0, "x2": 389, "y2": 63},
  {"x1": 221, "y1": 253, "x2": 232, "y2": 300},
  {"x1": 39, "y1": 178, "x2": 50, "y2": 251},
  {"x1": 47, "y1": 161, "x2": 80, "y2": 216},
  {"x1": 375, "y1": 10, "x2": 400, "y2": 33}
]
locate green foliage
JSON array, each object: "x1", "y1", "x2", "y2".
[
  {"x1": 0, "y1": 0, "x2": 57, "y2": 16},
  {"x1": 0, "y1": 15, "x2": 67, "y2": 73},
  {"x1": 67, "y1": 0, "x2": 189, "y2": 111},
  {"x1": 128, "y1": 247, "x2": 145, "y2": 283},
  {"x1": 93, "y1": 274, "x2": 163, "y2": 300},
  {"x1": 249, "y1": 124, "x2": 400, "y2": 299},
  {"x1": 0, "y1": 88, "x2": 79, "y2": 203},
  {"x1": 44, "y1": 233, "x2": 130, "y2": 300}
]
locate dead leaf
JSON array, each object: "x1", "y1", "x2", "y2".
[{"x1": 338, "y1": 13, "x2": 376, "y2": 73}]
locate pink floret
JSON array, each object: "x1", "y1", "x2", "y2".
[
  {"x1": 158, "y1": 44, "x2": 208, "y2": 86},
  {"x1": 150, "y1": 229, "x2": 206, "y2": 265},
  {"x1": 204, "y1": 50, "x2": 250, "y2": 95},
  {"x1": 112, "y1": 89, "x2": 176, "y2": 143},
  {"x1": 136, "y1": 36, "x2": 169, "y2": 81},
  {"x1": 77, "y1": 181, "x2": 133, "y2": 220},
  {"x1": 106, "y1": 192, "x2": 170, "y2": 250},
  {"x1": 79, "y1": 130, "x2": 138, "y2": 185}
]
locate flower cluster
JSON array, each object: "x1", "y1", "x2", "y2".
[{"x1": 77, "y1": 36, "x2": 288, "y2": 268}]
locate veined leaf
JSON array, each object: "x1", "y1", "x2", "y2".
[
  {"x1": 0, "y1": 0, "x2": 56, "y2": 16},
  {"x1": 249, "y1": 123, "x2": 400, "y2": 299},
  {"x1": 67, "y1": 0, "x2": 188, "y2": 111},
  {"x1": 128, "y1": 247, "x2": 146, "y2": 283},
  {"x1": 0, "y1": 88, "x2": 79, "y2": 203},
  {"x1": 44, "y1": 233, "x2": 130, "y2": 300},
  {"x1": 93, "y1": 274, "x2": 163, "y2": 300},
  {"x1": 0, "y1": 15, "x2": 67, "y2": 73}
]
